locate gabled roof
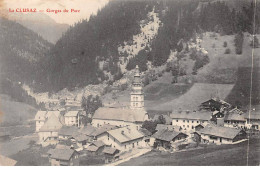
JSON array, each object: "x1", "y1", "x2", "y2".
[
  {"x1": 89, "y1": 140, "x2": 105, "y2": 148},
  {"x1": 72, "y1": 134, "x2": 89, "y2": 142},
  {"x1": 59, "y1": 126, "x2": 79, "y2": 136},
  {"x1": 107, "y1": 127, "x2": 144, "y2": 143},
  {"x1": 152, "y1": 129, "x2": 187, "y2": 142},
  {"x1": 35, "y1": 111, "x2": 47, "y2": 120},
  {"x1": 224, "y1": 109, "x2": 246, "y2": 121},
  {"x1": 50, "y1": 149, "x2": 76, "y2": 161},
  {"x1": 92, "y1": 125, "x2": 118, "y2": 137},
  {"x1": 39, "y1": 113, "x2": 63, "y2": 132},
  {"x1": 139, "y1": 128, "x2": 152, "y2": 136},
  {"x1": 79, "y1": 125, "x2": 97, "y2": 136},
  {"x1": 55, "y1": 144, "x2": 71, "y2": 150},
  {"x1": 170, "y1": 110, "x2": 212, "y2": 121},
  {"x1": 86, "y1": 145, "x2": 99, "y2": 152},
  {"x1": 46, "y1": 111, "x2": 60, "y2": 119},
  {"x1": 199, "y1": 124, "x2": 244, "y2": 139},
  {"x1": 93, "y1": 107, "x2": 148, "y2": 122},
  {"x1": 102, "y1": 147, "x2": 118, "y2": 155},
  {"x1": 64, "y1": 111, "x2": 79, "y2": 117}
]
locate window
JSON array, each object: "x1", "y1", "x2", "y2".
[
  {"x1": 137, "y1": 142, "x2": 139, "y2": 145},
  {"x1": 187, "y1": 125, "x2": 189, "y2": 128},
  {"x1": 136, "y1": 126, "x2": 138, "y2": 130},
  {"x1": 197, "y1": 121, "x2": 199, "y2": 123},
  {"x1": 125, "y1": 145, "x2": 126, "y2": 149},
  {"x1": 183, "y1": 125, "x2": 185, "y2": 127},
  {"x1": 187, "y1": 120, "x2": 189, "y2": 123},
  {"x1": 183, "y1": 120, "x2": 185, "y2": 122},
  {"x1": 192, "y1": 126, "x2": 194, "y2": 129},
  {"x1": 108, "y1": 135, "x2": 109, "y2": 141},
  {"x1": 192, "y1": 121, "x2": 194, "y2": 123},
  {"x1": 176, "y1": 120, "x2": 178, "y2": 122},
  {"x1": 136, "y1": 103, "x2": 138, "y2": 107}
]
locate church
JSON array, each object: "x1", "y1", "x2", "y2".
[{"x1": 92, "y1": 65, "x2": 149, "y2": 130}]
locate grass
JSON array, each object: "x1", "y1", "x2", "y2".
[{"x1": 120, "y1": 136, "x2": 260, "y2": 166}]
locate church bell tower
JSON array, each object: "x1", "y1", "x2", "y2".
[{"x1": 130, "y1": 65, "x2": 144, "y2": 109}]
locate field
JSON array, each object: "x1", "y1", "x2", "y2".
[
  {"x1": 0, "y1": 94, "x2": 37, "y2": 126},
  {"x1": 120, "y1": 136, "x2": 260, "y2": 166}
]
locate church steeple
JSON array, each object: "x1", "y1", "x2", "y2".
[{"x1": 130, "y1": 65, "x2": 144, "y2": 109}]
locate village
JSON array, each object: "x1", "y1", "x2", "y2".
[{"x1": 31, "y1": 65, "x2": 260, "y2": 166}]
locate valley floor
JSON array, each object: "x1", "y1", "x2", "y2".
[{"x1": 119, "y1": 136, "x2": 260, "y2": 166}]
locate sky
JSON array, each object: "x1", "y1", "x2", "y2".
[{"x1": 1, "y1": 0, "x2": 109, "y2": 25}]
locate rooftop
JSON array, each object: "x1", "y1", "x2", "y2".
[
  {"x1": 107, "y1": 127, "x2": 144, "y2": 143},
  {"x1": 170, "y1": 110, "x2": 212, "y2": 121},
  {"x1": 93, "y1": 107, "x2": 148, "y2": 122},
  {"x1": 102, "y1": 147, "x2": 118, "y2": 155},
  {"x1": 39, "y1": 113, "x2": 63, "y2": 132},
  {"x1": 199, "y1": 124, "x2": 244, "y2": 139},
  {"x1": 64, "y1": 111, "x2": 79, "y2": 117},
  {"x1": 50, "y1": 149, "x2": 76, "y2": 161},
  {"x1": 59, "y1": 126, "x2": 79, "y2": 136},
  {"x1": 152, "y1": 129, "x2": 186, "y2": 142}
]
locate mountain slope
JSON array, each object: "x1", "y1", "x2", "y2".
[{"x1": 7, "y1": 12, "x2": 69, "y2": 44}]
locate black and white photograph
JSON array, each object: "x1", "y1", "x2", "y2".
[{"x1": 0, "y1": 0, "x2": 259, "y2": 166}]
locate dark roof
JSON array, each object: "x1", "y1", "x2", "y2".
[
  {"x1": 86, "y1": 145, "x2": 99, "y2": 152},
  {"x1": 102, "y1": 147, "x2": 118, "y2": 155},
  {"x1": 79, "y1": 125, "x2": 97, "y2": 136},
  {"x1": 224, "y1": 108, "x2": 246, "y2": 121},
  {"x1": 92, "y1": 124, "x2": 118, "y2": 137},
  {"x1": 152, "y1": 129, "x2": 187, "y2": 142},
  {"x1": 50, "y1": 149, "x2": 75, "y2": 161},
  {"x1": 170, "y1": 110, "x2": 212, "y2": 121},
  {"x1": 59, "y1": 126, "x2": 79, "y2": 136},
  {"x1": 89, "y1": 140, "x2": 105, "y2": 148},
  {"x1": 139, "y1": 128, "x2": 152, "y2": 136},
  {"x1": 72, "y1": 134, "x2": 89, "y2": 142},
  {"x1": 199, "y1": 124, "x2": 244, "y2": 139}
]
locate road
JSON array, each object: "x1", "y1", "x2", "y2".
[{"x1": 120, "y1": 136, "x2": 260, "y2": 166}]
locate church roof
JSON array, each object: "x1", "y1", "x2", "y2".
[{"x1": 92, "y1": 107, "x2": 147, "y2": 122}]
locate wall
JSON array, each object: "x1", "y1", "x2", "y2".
[
  {"x1": 224, "y1": 120, "x2": 246, "y2": 128},
  {"x1": 65, "y1": 116, "x2": 78, "y2": 126},
  {"x1": 201, "y1": 134, "x2": 233, "y2": 144},
  {"x1": 36, "y1": 120, "x2": 45, "y2": 132},
  {"x1": 172, "y1": 118, "x2": 209, "y2": 131},
  {"x1": 38, "y1": 131, "x2": 59, "y2": 142}
]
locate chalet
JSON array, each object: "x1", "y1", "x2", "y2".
[
  {"x1": 58, "y1": 126, "x2": 79, "y2": 140},
  {"x1": 199, "y1": 98, "x2": 231, "y2": 111},
  {"x1": 92, "y1": 65, "x2": 149, "y2": 130},
  {"x1": 64, "y1": 111, "x2": 79, "y2": 127},
  {"x1": 100, "y1": 126, "x2": 146, "y2": 151},
  {"x1": 170, "y1": 110, "x2": 212, "y2": 131},
  {"x1": 152, "y1": 129, "x2": 188, "y2": 149},
  {"x1": 49, "y1": 148, "x2": 79, "y2": 166},
  {"x1": 199, "y1": 124, "x2": 247, "y2": 144},
  {"x1": 224, "y1": 108, "x2": 246, "y2": 129},
  {"x1": 86, "y1": 140, "x2": 106, "y2": 155},
  {"x1": 38, "y1": 113, "x2": 63, "y2": 144},
  {"x1": 102, "y1": 147, "x2": 120, "y2": 163}
]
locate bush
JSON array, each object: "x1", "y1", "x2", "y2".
[
  {"x1": 224, "y1": 48, "x2": 231, "y2": 54},
  {"x1": 223, "y1": 41, "x2": 227, "y2": 47}
]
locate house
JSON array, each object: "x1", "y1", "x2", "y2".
[
  {"x1": 245, "y1": 111, "x2": 260, "y2": 130},
  {"x1": 100, "y1": 126, "x2": 146, "y2": 151},
  {"x1": 86, "y1": 140, "x2": 106, "y2": 155},
  {"x1": 49, "y1": 148, "x2": 79, "y2": 166},
  {"x1": 58, "y1": 126, "x2": 79, "y2": 140},
  {"x1": 64, "y1": 111, "x2": 79, "y2": 127},
  {"x1": 92, "y1": 65, "x2": 149, "y2": 130},
  {"x1": 102, "y1": 147, "x2": 120, "y2": 163},
  {"x1": 79, "y1": 125, "x2": 97, "y2": 141},
  {"x1": 38, "y1": 113, "x2": 63, "y2": 144},
  {"x1": 170, "y1": 110, "x2": 212, "y2": 131},
  {"x1": 152, "y1": 129, "x2": 188, "y2": 149},
  {"x1": 92, "y1": 124, "x2": 118, "y2": 142},
  {"x1": 35, "y1": 110, "x2": 62, "y2": 132},
  {"x1": 224, "y1": 108, "x2": 246, "y2": 129},
  {"x1": 199, "y1": 124, "x2": 247, "y2": 144},
  {"x1": 139, "y1": 128, "x2": 152, "y2": 146},
  {"x1": 71, "y1": 134, "x2": 89, "y2": 147},
  {"x1": 199, "y1": 98, "x2": 231, "y2": 111},
  {"x1": 0, "y1": 155, "x2": 17, "y2": 166}
]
